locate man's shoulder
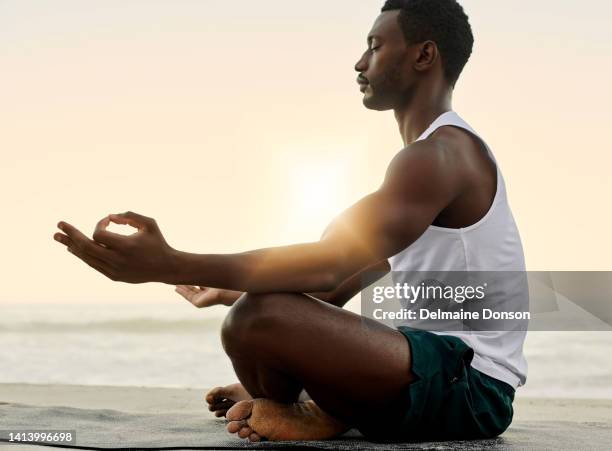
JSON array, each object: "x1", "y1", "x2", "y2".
[
  {"x1": 394, "y1": 125, "x2": 490, "y2": 177},
  {"x1": 425, "y1": 125, "x2": 482, "y2": 156},
  {"x1": 382, "y1": 137, "x2": 467, "y2": 202},
  {"x1": 387, "y1": 131, "x2": 465, "y2": 179},
  {"x1": 383, "y1": 125, "x2": 488, "y2": 203}
]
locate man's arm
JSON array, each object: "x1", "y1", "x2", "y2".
[
  {"x1": 55, "y1": 139, "x2": 464, "y2": 292},
  {"x1": 167, "y1": 139, "x2": 464, "y2": 292},
  {"x1": 305, "y1": 210, "x2": 391, "y2": 307},
  {"x1": 306, "y1": 259, "x2": 391, "y2": 308},
  {"x1": 174, "y1": 259, "x2": 389, "y2": 310}
]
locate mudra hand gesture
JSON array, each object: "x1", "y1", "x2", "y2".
[{"x1": 54, "y1": 211, "x2": 177, "y2": 284}]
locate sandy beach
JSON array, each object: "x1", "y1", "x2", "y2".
[{"x1": 1, "y1": 383, "x2": 611, "y2": 449}]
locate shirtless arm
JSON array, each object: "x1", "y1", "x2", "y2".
[
  {"x1": 306, "y1": 259, "x2": 390, "y2": 308},
  {"x1": 54, "y1": 139, "x2": 465, "y2": 295},
  {"x1": 176, "y1": 259, "x2": 390, "y2": 310}
]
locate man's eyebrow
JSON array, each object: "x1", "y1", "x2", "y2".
[{"x1": 367, "y1": 34, "x2": 382, "y2": 44}]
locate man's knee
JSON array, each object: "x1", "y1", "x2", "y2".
[{"x1": 221, "y1": 292, "x2": 289, "y2": 356}]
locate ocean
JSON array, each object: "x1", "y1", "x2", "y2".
[{"x1": 1, "y1": 302, "x2": 611, "y2": 399}]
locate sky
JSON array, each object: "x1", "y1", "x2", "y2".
[{"x1": 1, "y1": 0, "x2": 611, "y2": 305}]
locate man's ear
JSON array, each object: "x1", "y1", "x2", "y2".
[{"x1": 413, "y1": 40, "x2": 439, "y2": 72}]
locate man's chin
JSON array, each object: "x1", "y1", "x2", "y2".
[{"x1": 362, "y1": 96, "x2": 391, "y2": 111}]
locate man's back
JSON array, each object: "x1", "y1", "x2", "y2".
[{"x1": 427, "y1": 126, "x2": 498, "y2": 230}]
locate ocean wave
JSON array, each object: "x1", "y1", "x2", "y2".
[{"x1": 0, "y1": 318, "x2": 223, "y2": 333}]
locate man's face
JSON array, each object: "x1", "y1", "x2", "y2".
[{"x1": 355, "y1": 11, "x2": 416, "y2": 111}]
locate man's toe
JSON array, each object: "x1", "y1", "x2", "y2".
[
  {"x1": 238, "y1": 426, "x2": 253, "y2": 439},
  {"x1": 227, "y1": 419, "x2": 248, "y2": 434},
  {"x1": 214, "y1": 409, "x2": 228, "y2": 418},
  {"x1": 205, "y1": 386, "x2": 228, "y2": 404},
  {"x1": 226, "y1": 400, "x2": 253, "y2": 422},
  {"x1": 209, "y1": 400, "x2": 234, "y2": 411}
]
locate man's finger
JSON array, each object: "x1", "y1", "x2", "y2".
[
  {"x1": 58, "y1": 221, "x2": 92, "y2": 244},
  {"x1": 109, "y1": 211, "x2": 153, "y2": 231},
  {"x1": 53, "y1": 232, "x2": 73, "y2": 248},
  {"x1": 175, "y1": 286, "x2": 195, "y2": 302},
  {"x1": 67, "y1": 246, "x2": 116, "y2": 280},
  {"x1": 58, "y1": 221, "x2": 116, "y2": 262},
  {"x1": 177, "y1": 285, "x2": 197, "y2": 292},
  {"x1": 93, "y1": 215, "x2": 129, "y2": 248},
  {"x1": 176, "y1": 285, "x2": 200, "y2": 294}
]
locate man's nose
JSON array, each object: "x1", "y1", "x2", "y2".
[{"x1": 354, "y1": 51, "x2": 368, "y2": 72}]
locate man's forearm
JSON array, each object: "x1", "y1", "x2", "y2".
[{"x1": 166, "y1": 241, "x2": 345, "y2": 294}]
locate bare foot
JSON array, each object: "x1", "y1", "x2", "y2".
[
  {"x1": 226, "y1": 399, "x2": 349, "y2": 442},
  {"x1": 205, "y1": 383, "x2": 252, "y2": 418}
]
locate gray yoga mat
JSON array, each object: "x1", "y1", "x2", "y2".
[{"x1": 1, "y1": 402, "x2": 611, "y2": 450}]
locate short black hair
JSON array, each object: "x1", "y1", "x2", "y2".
[{"x1": 381, "y1": 0, "x2": 474, "y2": 88}]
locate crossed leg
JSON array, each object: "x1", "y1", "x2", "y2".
[{"x1": 217, "y1": 292, "x2": 415, "y2": 442}]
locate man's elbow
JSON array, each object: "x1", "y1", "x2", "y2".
[
  {"x1": 316, "y1": 239, "x2": 368, "y2": 293},
  {"x1": 321, "y1": 251, "x2": 359, "y2": 293},
  {"x1": 319, "y1": 270, "x2": 343, "y2": 293}
]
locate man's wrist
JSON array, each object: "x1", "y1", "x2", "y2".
[
  {"x1": 220, "y1": 289, "x2": 244, "y2": 306},
  {"x1": 163, "y1": 248, "x2": 185, "y2": 285}
]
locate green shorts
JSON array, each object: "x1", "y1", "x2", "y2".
[{"x1": 358, "y1": 327, "x2": 515, "y2": 442}]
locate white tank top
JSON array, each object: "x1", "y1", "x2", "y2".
[{"x1": 388, "y1": 111, "x2": 528, "y2": 389}]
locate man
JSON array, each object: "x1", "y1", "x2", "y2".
[{"x1": 53, "y1": 0, "x2": 527, "y2": 443}]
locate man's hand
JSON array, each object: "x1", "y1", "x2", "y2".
[
  {"x1": 53, "y1": 211, "x2": 177, "y2": 284},
  {"x1": 175, "y1": 285, "x2": 243, "y2": 308}
]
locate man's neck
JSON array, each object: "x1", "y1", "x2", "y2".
[{"x1": 394, "y1": 89, "x2": 453, "y2": 147}]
